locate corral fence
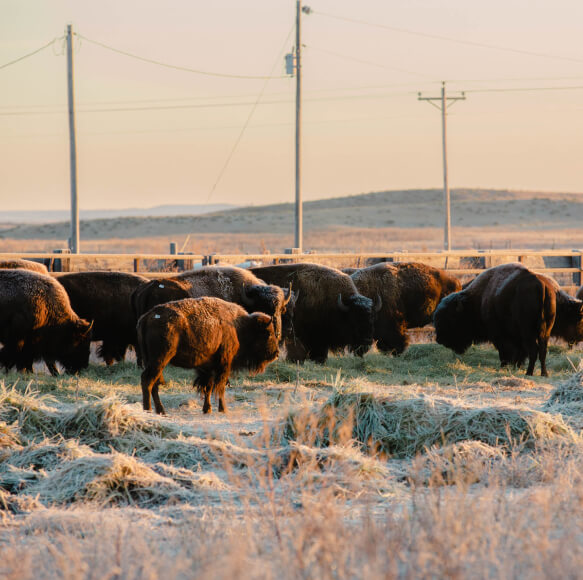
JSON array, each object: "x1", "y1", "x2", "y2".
[{"x1": 1, "y1": 247, "x2": 582, "y2": 293}]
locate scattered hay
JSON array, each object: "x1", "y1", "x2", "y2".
[
  {"x1": 150, "y1": 463, "x2": 230, "y2": 493},
  {"x1": 26, "y1": 452, "x2": 194, "y2": 507},
  {"x1": 492, "y1": 377, "x2": 536, "y2": 390},
  {"x1": 0, "y1": 487, "x2": 44, "y2": 517},
  {"x1": 0, "y1": 464, "x2": 43, "y2": 493},
  {"x1": 408, "y1": 441, "x2": 506, "y2": 486},
  {"x1": 5, "y1": 438, "x2": 91, "y2": 471},
  {"x1": 545, "y1": 372, "x2": 583, "y2": 407},
  {"x1": 279, "y1": 392, "x2": 577, "y2": 458},
  {"x1": 56, "y1": 397, "x2": 180, "y2": 451}
]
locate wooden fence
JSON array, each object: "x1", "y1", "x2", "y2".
[{"x1": 0, "y1": 248, "x2": 582, "y2": 290}]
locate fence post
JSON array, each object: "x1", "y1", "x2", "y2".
[
  {"x1": 52, "y1": 249, "x2": 71, "y2": 272},
  {"x1": 573, "y1": 252, "x2": 582, "y2": 286},
  {"x1": 133, "y1": 258, "x2": 140, "y2": 273}
]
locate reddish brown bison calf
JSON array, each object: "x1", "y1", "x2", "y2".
[{"x1": 137, "y1": 297, "x2": 279, "y2": 415}]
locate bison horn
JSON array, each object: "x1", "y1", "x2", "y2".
[
  {"x1": 374, "y1": 293, "x2": 382, "y2": 312},
  {"x1": 82, "y1": 319, "x2": 94, "y2": 337},
  {"x1": 337, "y1": 293, "x2": 349, "y2": 313},
  {"x1": 240, "y1": 284, "x2": 254, "y2": 307},
  {"x1": 283, "y1": 283, "x2": 293, "y2": 306}
]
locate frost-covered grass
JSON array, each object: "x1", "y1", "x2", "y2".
[{"x1": 2, "y1": 344, "x2": 583, "y2": 579}]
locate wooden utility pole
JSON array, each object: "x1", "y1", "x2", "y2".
[
  {"x1": 294, "y1": 0, "x2": 303, "y2": 252},
  {"x1": 418, "y1": 82, "x2": 465, "y2": 251},
  {"x1": 66, "y1": 24, "x2": 80, "y2": 254}
]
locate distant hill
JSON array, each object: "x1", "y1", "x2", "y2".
[
  {"x1": 1, "y1": 189, "x2": 583, "y2": 254},
  {"x1": 0, "y1": 204, "x2": 237, "y2": 224}
]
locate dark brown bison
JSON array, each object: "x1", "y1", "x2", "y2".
[
  {"x1": 0, "y1": 270, "x2": 92, "y2": 375},
  {"x1": 434, "y1": 263, "x2": 556, "y2": 376},
  {"x1": 349, "y1": 262, "x2": 461, "y2": 355},
  {"x1": 0, "y1": 259, "x2": 48, "y2": 274},
  {"x1": 57, "y1": 271, "x2": 148, "y2": 365},
  {"x1": 539, "y1": 275, "x2": 583, "y2": 346},
  {"x1": 250, "y1": 263, "x2": 376, "y2": 363},
  {"x1": 137, "y1": 297, "x2": 279, "y2": 415},
  {"x1": 131, "y1": 266, "x2": 292, "y2": 345}
]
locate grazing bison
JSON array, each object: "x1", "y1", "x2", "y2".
[
  {"x1": 131, "y1": 266, "x2": 291, "y2": 345},
  {"x1": 137, "y1": 297, "x2": 279, "y2": 415},
  {"x1": 57, "y1": 271, "x2": 148, "y2": 365},
  {"x1": 433, "y1": 263, "x2": 556, "y2": 376},
  {"x1": 0, "y1": 259, "x2": 48, "y2": 275},
  {"x1": 0, "y1": 269, "x2": 92, "y2": 375},
  {"x1": 250, "y1": 263, "x2": 376, "y2": 363},
  {"x1": 349, "y1": 262, "x2": 461, "y2": 355},
  {"x1": 538, "y1": 275, "x2": 583, "y2": 346}
]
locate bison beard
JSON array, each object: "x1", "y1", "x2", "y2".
[
  {"x1": 434, "y1": 263, "x2": 556, "y2": 376},
  {"x1": 137, "y1": 297, "x2": 279, "y2": 415}
]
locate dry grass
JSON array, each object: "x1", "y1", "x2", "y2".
[{"x1": 1, "y1": 345, "x2": 583, "y2": 578}]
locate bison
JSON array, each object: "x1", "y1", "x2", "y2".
[
  {"x1": 433, "y1": 263, "x2": 556, "y2": 376},
  {"x1": 250, "y1": 263, "x2": 376, "y2": 363},
  {"x1": 137, "y1": 297, "x2": 279, "y2": 415},
  {"x1": 56, "y1": 271, "x2": 148, "y2": 365},
  {"x1": 0, "y1": 259, "x2": 48, "y2": 275},
  {"x1": 577, "y1": 286, "x2": 583, "y2": 301},
  {"x1": 0, "y1": 269, "x2": 92, "y2": 375},
  {"x1": 349, "y1": 262, "x2": 461, "y2": 355},
  {"x1": 131, "y1": 266, "x2": 292, "y2": 346},
  {"x1": 538, "y1": 275, "x2": 583, "y2": 346}
]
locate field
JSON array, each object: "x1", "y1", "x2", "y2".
[
  {"x1": 3, "y1": 341, "x2": 583, "y2": 579},
  {"x1": 3, "y1": 188, "x2": 583, "y2": 254},
  {"x1": 3, "y1": 188, "x2": 583, "y2": 577}
]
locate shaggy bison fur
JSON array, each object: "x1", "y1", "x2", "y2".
[
  {"x1": 131, "y1": 266, "x2": 291, "y2": 345},
  {"x1": 0, "y1": 270, "x2": 92, "y2": 375},
  {"x1": 250, "y1": 263, "x2": 375, "y2": 363},
  {"x1": 137, "y1": 297, "x2": 279, "y2": 414},
  {"x1": 349, "y1": 262, "x2": 461, "y2": 355},
  {"x1": 57, "y1": 271, "x2": 148, "y2": 365},
  {"x1": 0, "y1": 259, "x2": 48, "y2": 275},
  {"x1": 434, "y1": 263, "x2": 556, "y2": 376}
]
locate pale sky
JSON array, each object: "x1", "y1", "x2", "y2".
[{"x1": 2, "y1": 0, "x2": 583, "y2": 211}]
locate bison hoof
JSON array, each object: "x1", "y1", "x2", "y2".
[{"x1": 203, "y1": 405, "x2": 212, "y2": 414}]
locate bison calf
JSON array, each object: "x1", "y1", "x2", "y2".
[{"x1": 137, "y1": 297, "x2": 279, "y2": 415}]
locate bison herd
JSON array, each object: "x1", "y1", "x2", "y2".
[{"x1": 1, "y1": 258, "x2": 582, "y2": 414}]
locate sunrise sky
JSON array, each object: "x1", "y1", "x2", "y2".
[{"x1": 2, "y1": 0, "x2": 583, "y2": 211}]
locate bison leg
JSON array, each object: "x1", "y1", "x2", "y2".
[
  {"x1": 525, "y1": 341, "x2": 538, "y2": 376},
  {"x1": 538, "y1": 338, "x2": 549, "y2": 377},
  {"x1": 141, "y1": 366, "x2": 166, "y2": 414},
  {"x1": 151, "y1": 379, "x2": 166, "y2": 415},
  {"x1": 44, "y1": 358, "x2": 60, "y2": 376}
]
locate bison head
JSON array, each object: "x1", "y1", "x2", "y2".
[
  {"x1": 555, "y1": 297, "x2": 583, "y2": 346},
  {"x1": 55, "y1": 318, "x2": 93, "y2": 374},
  {"x1": 334, "y1": 293, "x2": 375, "y2": 356},
  {"x1": 433, "y1": 292, "x2": 477, "y2": 355},
  {"x1": 240, "y1": 283, "x2": 287, "y2": 343},
  {"x1": 235, "y1": 312, "x2": 280, "y2": 373}
]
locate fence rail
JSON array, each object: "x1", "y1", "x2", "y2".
[{"x1": 1, "y1": 248, "x2": 582, "y2": 289}]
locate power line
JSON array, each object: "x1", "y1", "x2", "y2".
[
  {"x1": 304, "y1": 45, "x2": 433, "y2": 78},
  {"x1": 312, "y1": 9, "x2": 583, "y2": 65},
  {"x1": 75, "y1": 33, "x2": 289, "y2": 80},
  {"x1": 206, "y1": 24, "x2": 295, "y2": 201},
  {"x1": 0, "y1": 37, "x2": 62, "y2": 71}
]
